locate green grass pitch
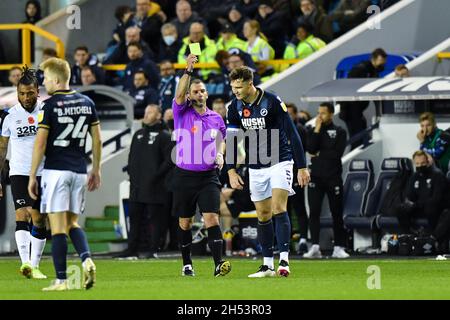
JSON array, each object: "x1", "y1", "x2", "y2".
[{"x1": 0, "y1": 257, "x2": 449, "y2": 300}]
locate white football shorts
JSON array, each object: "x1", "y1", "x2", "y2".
[
  {"x1": 40, "y1": 169, "x2": 87, "y2": 215},
  {"x1": 248, "y1": 160, "x2": 295, "y2": 202}
]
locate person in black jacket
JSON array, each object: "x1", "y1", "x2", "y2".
[
  {"x1": 256, "y1": 1, "x2": 288, "y2": 58},
  {"x1": 304, "y1": 102, "x2": 349, "y2": 259},
  {"x1": 70, "y1": 46, "x2": 105, "y2": 86},
  {"x1": 126, "y1": 70, "x2": 160, "y2": 119},
  {"x1": 396, "y1": 151, "x2": 450, "y2": 253},
  {"x1": 104, "y1": 26, "x2": 155, "y2": 65},
  {"x1": 123, "y1": 42, "x2": 160, "y2": 91},
  {"x1": 339, "y1": 48, "x2": 387, "y2": 150},
  {"x1": 158, "y1": 61, "x2": 180, "y2": 113},
  {"x1": 158, "y1": 23, "x2": 182, "y2": 62},
  {"x1": 117, "y1": 105, "x2": 174, "y2": 259}
]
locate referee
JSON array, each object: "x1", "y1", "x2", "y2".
[{"x1": 172, "y1": 54, "x2": 231, "y2": 277}]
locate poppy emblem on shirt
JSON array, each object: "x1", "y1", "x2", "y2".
[
  {"x1": 191, "y1": 126, "x2": 198, "y2": 133},
  {"x1": 243, "y1": 109, "x2": 251, "y2": 118},
  {"x1": 28, "y1": 117, "x2": 35, "y2": 124}
]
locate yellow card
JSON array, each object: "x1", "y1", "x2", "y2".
[{"x1": 189, "y1": 43, "x2": 202, "y2": 56}]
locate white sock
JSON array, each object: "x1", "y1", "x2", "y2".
[
  {"x1": 55, "y1": 279, "x2": 66, "y2": 284},
  {"x1": 280, "y1": 251, "x2": 289, "y2": 263},
  {"x1": 30, "y1": 236, "x2": 46, "y2": 268},
  {"x1": 15, "y1": 230, "x2": 31, "y2": 264},
  {"x1": 263, "y1": 257, "x2": 274, "y2": 269},
  {"x1": 299, "y1": 238, "x2": 307, "y2": 244},
  {"x1": 311, "y1": 244, "x2": 320, "y2": 252}
]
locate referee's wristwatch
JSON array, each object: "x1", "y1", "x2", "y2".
[{"x1": 184, "y1": 69, "x2": 193, "y2": 76}]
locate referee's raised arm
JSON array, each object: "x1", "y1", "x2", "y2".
[{"x1": 174, "y1": 54, "x2": 198, "y2": 105}]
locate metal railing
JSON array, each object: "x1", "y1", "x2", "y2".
[
  {"x1": 346, "y1": 121, "x2": 380, "y2": 149},
  {"x1": 0, "y1": 23, "x2": 65, "y2": 70},
  {"x1": 86, "y1": 127, "x2": 131, "y2": 158}
]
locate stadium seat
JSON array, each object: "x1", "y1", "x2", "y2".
[
  {"x1": 320, "y1": 159, "x2": 374, "y2": 228},
  {"x1": 365, "y1": 158, "x2": 410, "y2": 217},
  {"x1": 335, "y1": 53, "x2": 419, "y2": 79},
  {"x1": 342, "y1": 160, "x2": 375, "y2": 229},
  {"x1": 371, "y1": 158, "x2": 429, "y2": 229}
]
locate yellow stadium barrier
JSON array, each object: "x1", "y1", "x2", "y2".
[
  {"x1": 437, "y1": 52, "x2": 450, "y2": 61},
  {"x1": 102, "y1": 59, "x2": 301, "y2": 71},
  {"x1": 0, "y1": 23, "x2": 65, "y2": 71}
]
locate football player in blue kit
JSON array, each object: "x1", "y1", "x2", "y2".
[
  {"x1": 226, "y1": 66, "x2": 310, "y2": 278},
  {"x1": 28, "y1": 58, "x2": 102, "y2": 291}
]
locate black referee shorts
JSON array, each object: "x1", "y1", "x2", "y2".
[
  {"x1": 10, "y1": 175, "x2": 41, "y2": 211},
  {"x1": 171, "y1": 167, "x2": 221, "y2": 218}
]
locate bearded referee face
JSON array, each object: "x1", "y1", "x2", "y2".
[
  {"x1": 18, "y1": 83, "x2": 39, "y2": 111},
  {"x1": 189, "y1": 81, "x2": 209, "y2": 108}
]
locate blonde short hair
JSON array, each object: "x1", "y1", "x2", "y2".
[
  {"x1": 419, "y1": 112, "x2": 436, "y2": 127},
  {"x1": 40, "y1": 57, "x2": 71, "y2": 84},
  {"x1": 412, "y1": 150, "x2": 427, "y2": 160}
]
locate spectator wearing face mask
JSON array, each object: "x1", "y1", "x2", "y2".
[
  {"x1": 158, "y1": 23, "x2": 182, "y2": 62},
  {"x1": 396, "y1": 151, "x2": 450, "y2": 253}
]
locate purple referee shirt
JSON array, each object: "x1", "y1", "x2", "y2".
[{"x1": 172, "y1": 99, "x2": 226, "y2": 171}]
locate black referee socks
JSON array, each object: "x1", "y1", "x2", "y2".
[
  {"x1": 207, "y1": 225, "x2": 223, "y2": 266},
  {"x1": 178, "y1": 227, "x2": 193, "y2": 266}
]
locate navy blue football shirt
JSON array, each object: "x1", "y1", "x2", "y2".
[
  {"x1": 226, "y1": 88, "x2": 306, "y2": 170},
  {"x1": 38, "y1": 90, "x2": 100, "y2": 174}
]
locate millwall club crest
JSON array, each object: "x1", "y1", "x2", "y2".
[{"x1": 260, "y1": 108, "x2": 268, "y2": 117}]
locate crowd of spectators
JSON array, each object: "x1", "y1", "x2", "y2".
[{"x1": 1, "y1": 0, "x2": 398, "y2": 121}]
